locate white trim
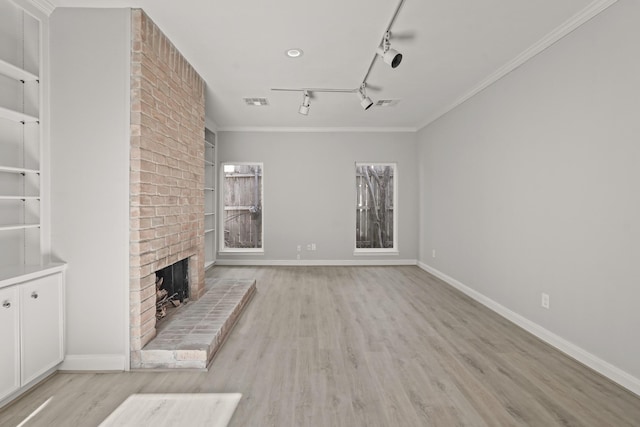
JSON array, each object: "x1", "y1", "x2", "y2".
[
  {"x1": 59, "y1": 354, "x2": 126, "y2": 371},
  {"x1": 38, "y1": 2, "x2": 52, "y2": 263},
  {"x1": 353, "y1": 250, "x2": 399, "y2": 256},
  {"x1": 215, "y1": 259, "x2": 417, "y2": 266},
  {"x1": 217, "y1": 126, "x2": 417, "y2": 133},
  {"x1": 30, "y1": 0, "x2": 55, "y2": 15},
  {"x1": 416, "y1": 0, "x2": 619, "y2": 131},
  {"x1": 219, "y1": 162, "x2": 264, "y2": 252},
  {"x1": 122, "y1": 10, "x2": 132, "y2": 372},
  {"x1": 218, "y1": 249, "x2": 264, "y2": 255},
  {"x1": 11, "y1": 0, "x2": 55, "y2": 17},
  {"x1": 417, "y1": 262, "x2": 640, "y2": 397},
  {"x1": 354, "y1": 162, "x2": 398, "y2": 252}
]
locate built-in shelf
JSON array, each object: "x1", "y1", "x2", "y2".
[
  {"x1": 0, "y1": 106, "x2": 39, "y2": 124},
  {"x1": 204, "y1": 129, "x2": 216, "y2": 269},
  {"x1": 0, "y1": 224, "x2": 40, "y2": 232},
  {"x1": 0, "y1": 0, "x2": 44, "y2": 291},
  {"x1": 0, "y1": 59, "x2": 38, "y2": 82},
  {"x1": 0, "y1": 166, "x2": 39, "y2": 175},
  {"x1": 0, "y1": 196, "x2": 40, "y2": 201}
]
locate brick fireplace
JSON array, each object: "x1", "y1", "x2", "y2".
[{"x1": 128, "y1": 9, "x2": 206, "y2": 366}]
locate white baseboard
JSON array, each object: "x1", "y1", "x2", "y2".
[
  {"x1": 60, "y1": 354, "x2": 126, "y2": 371},
  {"x1": 215, "y1": 259, "x2": 417, "y2": 266},
  {"x1": 417, "y1": 261, "x2": 640, "y2": 397}
]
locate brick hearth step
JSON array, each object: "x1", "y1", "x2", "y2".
[{"x1": 135, "y1": 278, "x2": 256, "y2": 369}]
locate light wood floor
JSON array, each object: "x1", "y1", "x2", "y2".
[{"x1": 1, "y1": 266, "x2": 639, "y2": 426}]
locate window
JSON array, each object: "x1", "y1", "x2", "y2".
[
  {"x1": 355, "y1": 163, "x2": 397, "y2": 252},
  {"x1": 221, "y1": 163, "x2": 263, "y2": 251}
]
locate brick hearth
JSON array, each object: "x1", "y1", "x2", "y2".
[{"x1": 135, "y1": 278, "x2": 256, "y2": 369}]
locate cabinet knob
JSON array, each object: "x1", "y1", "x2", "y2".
[
  {"x1": 31, "y1": 292, "x2": 39, "y2": 299},
  {"x1": 2, "y1": 301, "x2": 10, "y2": 308}
]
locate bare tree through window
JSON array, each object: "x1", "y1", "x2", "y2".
[{"x1": 355, "y1": 163, "x2": 396, "y2": 250}]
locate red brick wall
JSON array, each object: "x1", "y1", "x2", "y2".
[{"x1": 129, "y1": 9, "x2": 205, "y2": 355}]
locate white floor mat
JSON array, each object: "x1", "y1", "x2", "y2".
[{"x1": 98, "y1": 393, "x2": 242, "y2": 427}]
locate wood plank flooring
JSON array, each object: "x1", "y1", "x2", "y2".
[{"x1": 1, "y1": 266, "x2": 639, "y2": 426}]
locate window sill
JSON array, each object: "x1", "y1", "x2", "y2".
[
  {"x1": 353, "y1": 250, "x2": 399, "y2": 256},
  {"x1": 219, "y1": 249, "x2": 264, "y2": 255}
]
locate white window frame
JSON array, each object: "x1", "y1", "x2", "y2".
[
  {"x1": 354, "y1": 162, "x2": 398, "y2": 255},
  {"x1": 219, "y1": 162, "x2": 264, "y2": 253}
]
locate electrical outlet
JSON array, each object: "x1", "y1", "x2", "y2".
[
  {"x1": 432, "y1": 249, "x2": 436, "y2": 258},
  {"x1": 306, "y1": 244, "x2": 312, "y2": 251},
  {"x1": 311, "y1": 243, "x2": 316, "y2": 251},
  {"x1": 541, "y1": 293, "x2": 550, "y2": 309},
  {"x1": 297, "y1": 245, "x2": 301, "y2": 252}
]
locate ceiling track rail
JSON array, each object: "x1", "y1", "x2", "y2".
[
  {"x1": 362, "y1": 0, "x2": 406, "y2": 84},
  {"x1": 271, "y1": 0, "x2": 407, "y2": 113}
]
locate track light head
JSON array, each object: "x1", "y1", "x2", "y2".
[
  {"x1": 360, "y1": 96, "x2": 374, "y2": 110},
  {"x1": 377, "y1": 31, "x2": 402, "y2": 68},
  {"x1": 377, "y1": 46, "x2": 402, "y2": 68},
  {"x1": 298, "y1": 91, "x2": 310, "y2": 115},
  {"x1": 358, "y1": 84, "x2": 374, "y2": 110}
]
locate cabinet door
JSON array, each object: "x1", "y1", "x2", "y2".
[
  {"x1": 20, "y1": 273, "x2": 64, "y2": 385},
  {"x1": 0, "y1": 286, "x2": 20, "y2": 401}
]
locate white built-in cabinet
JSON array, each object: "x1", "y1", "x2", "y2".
[
  {"x1": 0, "y1": 0, "x2": 66, "y2": 408},
  {"x1": 204, "y1": 129, "x2": 217, "y2": 269},
  {"x1": 0, "y1": 268, "x2": 65, "y2": 404}
]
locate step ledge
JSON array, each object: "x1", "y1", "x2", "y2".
[{"x1": 133, "y1": 278, "x2": 256, "y2": 369}]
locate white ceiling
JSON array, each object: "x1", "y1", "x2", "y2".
[{"x1": 48, "y1": 0, "x2": 604, "y2": 130}]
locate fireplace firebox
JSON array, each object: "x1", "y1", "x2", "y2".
[{"x1": 156, "y1": 258, "x2": 189, "y2": 303}]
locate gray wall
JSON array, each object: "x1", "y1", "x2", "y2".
[
  {"x1": 418, "y1": 0, "x2": 640, "y2": 380},
  {"x1": 218, "y1": 131, "x2": 418, "y2": 263},
  {"x1": 50, "y1": 8, "x2": 130, "y2": 369}
]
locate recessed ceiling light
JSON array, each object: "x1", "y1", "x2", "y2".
[{"x1": 286, "y1": 48, "x2": 303, "y2": 58}]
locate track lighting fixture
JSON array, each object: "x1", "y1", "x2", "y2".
[
  {"x1": 358, "y1": 84, "x2": 374, "y2": 110},
  {"x1": 298, "y1": 91, "x2": 310, "y2": 115},
  {"x1": 377, "y1": 31, "x2": 402, "y2": 68},
  {"x1": 272, "y1": 0, "x2": 408, "y2": 114}
]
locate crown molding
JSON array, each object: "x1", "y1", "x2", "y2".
[
  {"x1": 12, "y1": 0, "x2": 55, "y2": 16},
  {"x1": 416, "y1": 0, "x2": 619, "y2": 132},
  {"x1": 216, "y1": 126, "x2": 417, "y2": 133}
]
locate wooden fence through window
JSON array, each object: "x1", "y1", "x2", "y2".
[{"x1": 223, "y1": 164, "x2": 262, "y2": 248}]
